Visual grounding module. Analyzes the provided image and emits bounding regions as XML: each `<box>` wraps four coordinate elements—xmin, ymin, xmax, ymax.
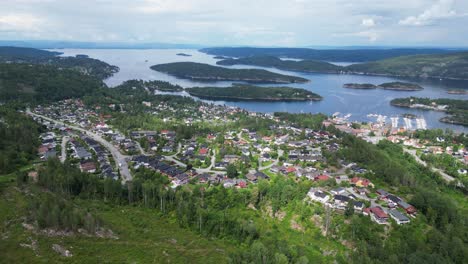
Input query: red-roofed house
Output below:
<box><xmin>314</xmin><ymin>174</ymin><xmax>330</xmax><ymax>181</ymax></box>
<box><xmin>80</xmin><ymin>162</ymin><xmax>97</xmax><ymax>173</ymax></box>
<box><xmin>199</xmin><ymin>148</ymin><xmax>209</xmax><ymax>156</ymax></box>
<box><xmin>369</xmin><ymin>207</ymin><xmax>388</xmax><ymax>224</ymax></box>
<box><xmin>286</xmin><ymin>167</ymin><xmax>297</xmax><ymax>174</ymax></box>
<box><xmin>351</xmin><ymin>177</ymin><xmax>374</xmax><ymax>188</ymax></box>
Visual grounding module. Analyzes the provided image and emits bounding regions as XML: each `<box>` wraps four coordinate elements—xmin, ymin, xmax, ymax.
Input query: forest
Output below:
<box><xmin>0</xmin><ymin>46</ymin><xmax>119</xmax><ymax>79</ymax></box>
<box><xmin>186</xmin><ymin>84</ymin><xmax>322</xmax><ymax>101</ymax></box>
<box><xmin>150</xmin><ymin>62</ymin><xmax>309</xmax><ymax>84</ymax></box>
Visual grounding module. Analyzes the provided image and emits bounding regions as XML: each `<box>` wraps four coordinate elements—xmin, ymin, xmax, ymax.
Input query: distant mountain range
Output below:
<box><xmin>0</xmin><ymin>40</ymin><xmax>204</xmax><ymax>49</ymax></box>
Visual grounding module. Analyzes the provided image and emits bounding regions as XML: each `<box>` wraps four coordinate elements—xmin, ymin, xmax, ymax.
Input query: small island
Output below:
<box><xmin>391</xmin><ymin>97</ymin><xmax>468</xmax><ymax>126</ymax></box>
<box><xmin>343</xmin><ymin>82</ymin><xmax>423</xmax><ymax>91</ymax></box>
<box><xmin>343</xmin><ymin>83</ymin><xmax>377</xmax><ymax>89</ymax></box>
<box><xmin>213</xmin><ymin>55</ymin><xmax>231</xmax><ymax>60</ymax></box>
<box><xmin>150</xmin><ymin>62</ymin><xmax>309</xmax><ymax>84</ymax></box>
<box><xmin>176</xmin><ymin>53</ymin><xmax>192</xmax><ymax>57</ymax></box>
<box><xmin>186</xmin><ymin>84</ymin><xmax>322</xmax><ymax>102</ymax></box>
<box><xmin>117</xmin><ymin>79</ymin><xmax>184</xmax><ymax>92</ymax></box>
<box><xmin>447</xmin><ymin>89</ymin><xmax>468</xmax><ymax>95</ymax></box>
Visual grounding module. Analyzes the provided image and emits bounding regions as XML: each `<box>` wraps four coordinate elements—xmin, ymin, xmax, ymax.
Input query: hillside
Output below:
<box><xmin>346</xmin><ymin>52</ymin><xmax>468</xmax><ymax>80</ymax></box>
<box><xmin>150</xmin><ymin>62</ymin><xmax>308</xmax><ymax>84</ymax></box>
<box><xmin>0</xmin><ymin>46</ymin><xmax>119</xmax><ymax>79</ymax></box>
<box><xmin>201</xmin><ymin>47</ymin><xmax>456</xmax><ymax>62</ymax></box>
<box><xmin>217</xmin><ymin>56</ymin><xmax>342</xmax><ymax>73</ymax></box>
<box><xmin>0</xmin><ymin>63</ymin><xmax>105</xmax><ymax>103</ymax></box>
<box><xmin>390</xmin><ymin>97</ymin><xmax>468</xmax><ymax>126</ymax></box>
<box><xmin>186</xmin><ymin>84</ymin><xmax>322</xmax><ymax>101</ymax></box>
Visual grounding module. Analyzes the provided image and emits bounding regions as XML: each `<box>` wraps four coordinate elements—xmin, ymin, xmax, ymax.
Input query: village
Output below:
<box><xmin>29</xmin><ymin>98</ymin><xmax>467</xmax><ymax>228</ymax></box>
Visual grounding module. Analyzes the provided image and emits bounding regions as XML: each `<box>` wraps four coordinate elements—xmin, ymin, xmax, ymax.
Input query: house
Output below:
<box><xmin>376</xmin><ymin>189</ymin><xmax>389</xmax><ymax>197</ymax></box>
<box><xmin>397</xmin><ymin>201</ymin><xmax>417</xmax><ymax>215</ymax></box>
<box><xmin>355</xmin><ymin>187</ymin><xmax>370</xmax><ymax>196</ymax></box>
<box><xmin>351</xmin><ymin>177</ymin><xmax>374</xmax><ymax>188</ymax></box>
<box><xmin>330</xmin><ymin>187</ymin><xmax>346</xmax><ymax>195</ymax></box>
<box><xmin>246</xmin><ymin>171</ymin><xmax>270</xmax><ymax>183</ymax></box>
<box><xmin>42</xmin><ymin>150</ymin><xmax>56</xmax><ymax>160</ymax></box>
<box><xmin>80</xmin><ymin>161</ymin><xmax>97</xmax><ymax>173</ymax></box>
<box><xmin>308</xmin><ymin>190</ymin><xmax>330</xmax><ymax>204</ymax></box>
<box><xmin>333</xmin><ymin>194</ymin><xmax>351</xmax><ymax>209</ymax></box>
<box><xmin>314</xmin><ymin>174</ymin><xmax>330</xmax><ymax>181</ymax></box>
<box><xmin>199</xmin><ymin>148</ymin><xmax>209</xmax><ymax>156</ymax></box>
<box><xmin>389</xmin><ymin>209</ymin><xmax>410</xmax><ymax>225</ymax></box>
<box><xmin>353</xmin><ymin>201</ymin><xmax>365</xmax><ymax>211</ymax></box>
<box><xmin>335</xmin><ymin>175</ymin><xmax>349</xmax><ymax>184</ymax></box>
<box><xmin>369</xmin><ymin>207</ymin><xmax>388</xmax><ymax>224</ymax></box>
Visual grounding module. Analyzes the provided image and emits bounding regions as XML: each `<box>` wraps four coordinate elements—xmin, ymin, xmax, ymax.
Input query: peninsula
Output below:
<box><xmin>185</xmin><ymin>84</ymin><xmax>322</xmax><ymax>101</ymax></box>
<box><xmin>150</xmin><ymin>62</ymin><xmax>308</xmax><ymax>84</ymax></box>
<box><xmin>343</xmin><ymin>82</ymin><xmax>423</xmax><ymax>91</ymax></box>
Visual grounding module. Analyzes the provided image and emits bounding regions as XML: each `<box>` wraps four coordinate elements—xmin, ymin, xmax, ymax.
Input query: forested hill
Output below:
<box><xmin>0</xmin><ymin>63</ymin><xmax>106</xmax><ymax>104</ymax></box>
<box><xmin>0</xmin><ymin>46</ymin><xmax>119</xmax><ymax>79</ymax></box>
<box><xmin>201</xmin><ymin>47</ymin><xmax>457</xmax><ymax>62</ymax></box>
<box><xmin>216</xmin><ymin>52</ymin><xmax>468</xmax><ymax>80</ymax></box>
<box><xmin>217</xmin><ymin>56</ymin><xmax>342</xmax><ymax>73</ymax></box>
<box><xmin>346</xmin><ymin>52</ymin><xmax>468</xmax><ymax>80</ymax></box>
<box><xmin>151</xmin><ymin>62</ymin><xmax>308</xmax><ymax>84</ymax></box>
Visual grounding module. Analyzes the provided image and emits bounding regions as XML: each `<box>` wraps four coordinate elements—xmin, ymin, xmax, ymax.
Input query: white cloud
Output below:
<box><xmin>0</xmin><ymin>14</ymin><xmax>43</xmax><ymax>31</ymax></box>
<box><xmin>399</xmin><ymin>0</ymin><xmax>464</xmax><ymax>26</ymax></box>
<box><xmin>361</xmin><ymin>18</ymin><xmax>376</xmax><ymax>27</ymax></box>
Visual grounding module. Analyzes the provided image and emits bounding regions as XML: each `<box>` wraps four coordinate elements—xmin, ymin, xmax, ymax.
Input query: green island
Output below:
<box><xmin>215</xmin><ymin>52</ymin><xmax>468</xmax><ymax>80</ymax></box>
<box><xmin>0</xmin><ymin>46</ymin><xmax>119</xmax><ymax>79</ymax></box>
<box><xmin>344</xmin><ymin>82</ymin><xmax>423</xmax><ymax>91</ymax></box>
<box><xmin>391</xmin><ymin>97</ymin><xmax>468</xmax><ymax>126</ymax></box>
<box><xmin>150</xmin><ymin>62</ymin><xmax>309</xmax><ymax>84</ymax></box>
<box><xmin>186</xmin><ymin>84</ymin><xmax>322</xmax><ymax>101</ymax></box>
<box><xmin>0</xmin><ymin>47</ymin><xmax>467</xmax><ymax>264</ymax></box>
<box><xmin>115</xmin><ymin>79</ymin><xmax>184</xmax><ymax>92</ymax></box>
<box><xmin>217</xmin><ymin>56</ymin><xmax>342</xmax><ymax>73</ymax></box>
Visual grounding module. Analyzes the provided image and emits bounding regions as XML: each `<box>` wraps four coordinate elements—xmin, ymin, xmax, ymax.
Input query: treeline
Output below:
<box><xmin>33</xmin><ymin>159</ymin><xmax>326</xmax><ymax>262</ymax></box>
<box><xmin>0</xmin><ymin>63</ymin><xmax>106</xmax><ymax>104</ymax></box>
<box><xmin>0</xmin><ymin>106</ymin><xmax>43</xmax><ymax>174</ymax></box>
<box><xmin>0</xmin><ymin>46</ymin><xmax>119</xmax><ymax>79</ymax></box>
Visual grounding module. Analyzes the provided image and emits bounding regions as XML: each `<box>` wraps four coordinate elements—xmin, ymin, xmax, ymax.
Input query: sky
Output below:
<box><xmin>0</xmin><ymin>0</ymin><xmax>468</xmax><ymax>47</ymax></box>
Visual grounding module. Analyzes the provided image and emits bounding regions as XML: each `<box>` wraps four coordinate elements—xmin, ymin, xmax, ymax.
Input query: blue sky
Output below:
<box><xmin>1</xmin><ymin>0</ymin><xmax>467</xmax><ymax>47</ymax></box>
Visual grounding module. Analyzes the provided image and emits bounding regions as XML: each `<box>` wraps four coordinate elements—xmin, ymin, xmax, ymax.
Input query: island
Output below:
<box><xmin>117</xmin><ymin>79</ymin><xmax>184</xmax><ymax>92</ymax></box>
<box><xmin>150</xmin><ymin>62</ymin><xmax>309</xmax><ymax>84</ymax></box>
<box><xmin>176</xmin><ymin>53</ymin><xmax>192</xmax><ymax>57</ymax></box>
<box><xmin>447</xmin><ymin>89</ymin><xmax>468</xmax><ymax>95</ymax></box>
<box><xmin>185</xmin><ymin>84</ymin><xmax>322</xmax><ymax>102</ymax></box>
<box><xmin>217</xmin><ymin>56</ymin><xmax>342</xmax><ymax>73</ymax></box>
<box><xmin>213</xmin><ymin>55</ymin><xmax>231</xmax><ymax>60</ymax></box>
<box><xmin>378</xmin><ymin>82</ymin><xmax>423</xmax><ymax>91</ymax></box>
<box><xmin>391</xmin><ymin>97</ymin><xmax>468</xmax><ymax>126</ymax></box>
<box><xmin>343</xmin><ymin>82</ymin><xmax>423</xmax><ymax>91</ymax></box>
<box><xmin>343</xmin><ymin>83</ymin><xmax>377</xmax><ymax>89</ymax></box>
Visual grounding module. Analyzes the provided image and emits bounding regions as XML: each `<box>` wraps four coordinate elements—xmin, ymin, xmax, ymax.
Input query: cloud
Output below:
<box><xmin>0</xmin><ymin>14</ymin><xmax>43</xmax><ymax>32</ymax></box>
<box><xmin>399</xmin><ymin>0</ymin><xmax>465</xmax><ymax>26</ymax></box>
<box><xmin>361</xmin><ymin>18</ymin><xmax>376</xmax><ymax>27</ymax></box>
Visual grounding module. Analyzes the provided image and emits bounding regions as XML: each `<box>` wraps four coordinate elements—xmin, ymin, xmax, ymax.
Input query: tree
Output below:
<box><xmin>226</xmin><ymin>164</ymin><xmax>238</xmax><ymax>178</ymax></box>
<box><xmin>345</xmin><ymin>201</ymin><xmax>354</xmax><ymax>217</ymax></box>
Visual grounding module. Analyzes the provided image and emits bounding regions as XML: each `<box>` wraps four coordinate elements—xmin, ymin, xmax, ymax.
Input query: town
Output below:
<box><xmin>28</xmin><ymin>97</ymin><xmax>467</xmax><ymax>228</ymax></box>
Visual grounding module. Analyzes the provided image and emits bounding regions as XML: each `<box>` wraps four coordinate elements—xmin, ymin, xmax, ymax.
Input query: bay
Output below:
<box><xmin>50</xmin><ymin>48</ymin><xmax>468</xmax><ymax>132</ymax></box>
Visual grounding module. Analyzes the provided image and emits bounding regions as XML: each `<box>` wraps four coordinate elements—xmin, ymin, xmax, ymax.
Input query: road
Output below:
<box><xmin>403</xmin><ymin>148</ymin><xmax>455</xmax><ymax>182</ymax></box>
<box><xmin>60</xmin><ymin>136</ymin><xmax>69</xmax><ymax>163</ymax></box>
<box><xmin>28</xmin><ymin>111</ymin><xmax>133</xmax><ymax>183</ymax></box>
<box><xmin>258</xmin><ymin>150</ymin><xmax>284</xmax><ymax>171</ymax></box>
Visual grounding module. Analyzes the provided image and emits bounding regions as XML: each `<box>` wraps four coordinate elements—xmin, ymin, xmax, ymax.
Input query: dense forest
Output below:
<box><xmin>186</xmin><ymin>84</ymin><xmax>322</xmax><ymax>101</ymax></box>
<box><xmin>0</xmin><ymin>46</ymin><xmax>119</xmax><ymax>79</ymax></box>
<box><xmin>116</xmin><ymin>79</ymin><xmax>184</xmax><ymax>92</ymax></box>
<box><xmin>201</xmin><ymin>47</ymin><xmax>456</xmax><ymax>62</ymax></box>
<box><xmin>0</xmin><ymin>106</ymin><xmax>43</xmax><ymax>174</ymax></box>
<box><xmin>0</xmin><ymin>63</ymin><xmax>106</xmax><ymax>103</ymax></box>
<box><xmin>390</xmin><ymin>97</ymin><xmax>468</xmax><ymax>126</ymax></box>
<box><xmin>150</xmin><ymin>62</ymin><xmax>308</xmax><ymax>84</ymax></box>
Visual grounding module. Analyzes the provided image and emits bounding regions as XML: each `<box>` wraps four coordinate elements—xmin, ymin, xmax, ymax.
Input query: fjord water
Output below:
<box><xmin>52</xmin><ymin>49</ymin><xmax>468</xmax><ymax>132</ymax></box>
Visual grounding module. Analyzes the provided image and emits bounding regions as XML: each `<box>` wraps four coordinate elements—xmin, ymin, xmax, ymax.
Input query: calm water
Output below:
<box><xmin>50</xmin><ymin>49</ymin><xmax>468</xmax><ymax>132</ymax></box>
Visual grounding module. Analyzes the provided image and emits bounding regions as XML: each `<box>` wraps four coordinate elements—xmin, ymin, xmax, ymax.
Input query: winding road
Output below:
<box><xmin>403</xmin><ymin>148</ymin><xmax>455</xmax><ymax>183</ymax></box>
<box><xmin>27</xmin><ymin>110</ymin><xmax>133</xmax><ymax>183</ymax></box>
